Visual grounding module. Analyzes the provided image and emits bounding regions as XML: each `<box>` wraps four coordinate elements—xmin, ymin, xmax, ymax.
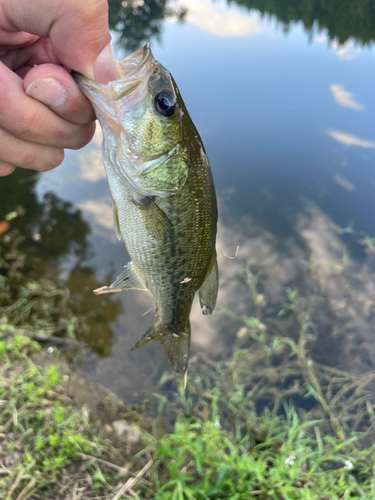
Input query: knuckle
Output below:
<box><xmin>76</xmin><ymin>0</ymin><xmax>110</xmax><ymax>44</ymax></box>
<box><xmin>23</xmin><ymin>153</ymin><xmax>36</xmax><ymax>166</ymax></box>
<box><xmin>77</xmin><ymin>0</ymin><xmax>108</xmax><ymax>28</ymax></box>
<box><xmin>84</xmin><ymin>0</ymin><xmax>108</xmax><ymax>17</ymax></box>
<box><xmin>15</xmin><ymin>109</ymin><xmax>39</xmax><ymax>138</ymax></box>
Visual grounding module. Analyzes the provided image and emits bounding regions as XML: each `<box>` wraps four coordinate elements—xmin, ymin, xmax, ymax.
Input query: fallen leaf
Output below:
<box><xmin>0</xmin><ymin>221</ymin><xmax>9</xmax><ymax>235</ymax></box>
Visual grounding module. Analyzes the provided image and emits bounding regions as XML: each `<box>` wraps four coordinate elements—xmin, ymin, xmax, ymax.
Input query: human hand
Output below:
<box><xmin>0</xmin><ymin>0</ymin><xmax>119</xmax><ymax>177</ymax></box>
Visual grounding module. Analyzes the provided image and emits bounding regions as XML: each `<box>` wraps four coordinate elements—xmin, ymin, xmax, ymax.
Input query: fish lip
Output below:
<box><xmin>71</xmin><ymin>70</ymin><xmax>87</xmax><ymax>85</ymax></box>
<box><xmin>116</xmin><ymin>43</ymin><xmax>152</xmax><ymax>79</ymax></box>
<box><xmin>73</xmin><ymin>44</ymin><xmax>154</xmax><ymax>99</ymax></box>
<box><xmin>72</xmin><ymin>71</ymin><xmax>105</xmax><ymax>91</ymax></box>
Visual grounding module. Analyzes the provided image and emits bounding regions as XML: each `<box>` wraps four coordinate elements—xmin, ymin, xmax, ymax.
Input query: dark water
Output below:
<box><xmin>3</xmin><ymin>0</ymin><xmax>375</xmax><ymax>403</ymax></box>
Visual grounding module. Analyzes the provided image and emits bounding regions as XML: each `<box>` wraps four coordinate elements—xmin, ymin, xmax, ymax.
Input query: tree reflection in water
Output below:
<box><xmin>0</xmin><ymin>169</ymin><xmax>122</xmax><ymax>357</ymax></box>
<box><xmin>227</xmin><ymin>0</ymin><xmax>375</xmax><ymax>46</ymax></box>
<box><xmin>108</xmin><ymin>0</ymin><xmax>186</xmax><ymax>53</ymax></box>
<box><xmin>108</xmin><ymin>0</ymin><xmax>375</xmax><ymax>53</ymax></box>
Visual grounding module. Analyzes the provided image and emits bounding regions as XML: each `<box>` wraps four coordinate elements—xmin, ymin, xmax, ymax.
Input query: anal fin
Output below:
<box><xmin>198</xmin><ymin>252</ymin><xmax>219</xmax><ymax>315</ymax></box>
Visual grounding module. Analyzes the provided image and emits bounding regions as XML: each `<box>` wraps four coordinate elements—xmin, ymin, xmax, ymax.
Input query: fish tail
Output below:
<box><xmin>131</xmin><ymin>321</ymin><xmax>191</xmax><ymax>374</ymax></box>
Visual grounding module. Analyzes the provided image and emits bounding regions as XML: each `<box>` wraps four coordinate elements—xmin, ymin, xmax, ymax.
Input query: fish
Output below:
<box><xmin>74</xmin><ymin>44</ymin><xmax>218</xmax><ymax>374</ymax></box>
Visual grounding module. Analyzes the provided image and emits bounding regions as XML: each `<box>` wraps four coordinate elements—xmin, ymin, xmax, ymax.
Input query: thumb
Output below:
<box><xmin>91</xmin><ymin>44</ymin><xmax>120</xmax><ymax>84</ymax></box>
<box><xmin>0</xmin><ymin>0</ymin><xmax>118</xmax><ymax>82</ymax></box>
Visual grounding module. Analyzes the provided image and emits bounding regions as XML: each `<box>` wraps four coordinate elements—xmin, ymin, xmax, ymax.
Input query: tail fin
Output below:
<box><xmin>131</xmin><ymin>322</ymin><xmax>190</xmax><ymax>374</ymax></box>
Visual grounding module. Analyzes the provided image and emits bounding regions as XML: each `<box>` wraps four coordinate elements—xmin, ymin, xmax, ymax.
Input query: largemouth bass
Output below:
<box><xmin>74</xmin><ymin>44</ymin><xmax>218</xmax><ymax>374</ymax></box>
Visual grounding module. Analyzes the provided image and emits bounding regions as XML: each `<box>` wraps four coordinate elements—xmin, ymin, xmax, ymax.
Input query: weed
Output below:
<box><xmin>0</xmin><ymin>334</ymin><xmax>139</xmax><ymax>499</ymax></box>
<box><xmin>2</xmin><ymin>210</ymin><xmax>375</xmax><ymax>498</ymax></box>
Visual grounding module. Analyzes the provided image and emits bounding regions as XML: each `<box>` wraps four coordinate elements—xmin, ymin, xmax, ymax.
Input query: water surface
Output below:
<box><xmin>3</xmin><ymin>0</ymin><xmax>375</xmax><ymax>403</ymax></box>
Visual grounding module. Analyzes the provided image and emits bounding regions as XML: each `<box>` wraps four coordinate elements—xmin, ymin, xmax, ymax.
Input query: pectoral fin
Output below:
<box><xmin>112</xmin><ymin>200</ymin><xmax>122</xmax><ymax>241</ymax></box>
<box><xmin>132</xmin><ymin>196</ymin><xmax>174</xmax><ymax>241</ymax></box>
<box><xmin>198</xmin><ymin>253</ymin><xmax>219</xmax><ymax>315</ymax></box>
<box><xmin>94</xmin><ymin>286</ymin><xmax>123</xmax><ymax>295</ymax></box>
<box><xmin>93</xmin><ymin>262</ymin><xmax>147</xmax><ymax>295</ymax></box>
<box><xmin>110</xmin><ymin>261</ymin><xmax>147</xmax><ymax>290</ymax></box>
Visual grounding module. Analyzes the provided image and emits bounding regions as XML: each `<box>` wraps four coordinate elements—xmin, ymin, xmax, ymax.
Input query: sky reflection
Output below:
<box><xmin>176</xmin><ymin>0</ymin><xmax>262</xmax><ymax>37</ymax></box>
<box><xmin>30</xmin><ymin>0</ymin><xmax>375</xmax><ymax>401</ymax></box>
<box><xmin>329</xmin><ymin>84</ymin><xmax>365</xmax><ymax>111</ymax></box>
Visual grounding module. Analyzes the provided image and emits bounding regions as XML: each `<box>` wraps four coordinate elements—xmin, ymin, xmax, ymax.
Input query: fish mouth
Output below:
<box><xmin>116</xmin><ymin>43</ymin><xmax>152</xmax><ymax>79</ymax></box>
<box><xmin>73</xmin><ymin>44</ymin><xmax>156</xmax><ymax>101</ymax></box>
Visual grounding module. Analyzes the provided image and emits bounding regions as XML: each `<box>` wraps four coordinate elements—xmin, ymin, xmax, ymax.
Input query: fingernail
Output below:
<box><xmin>94</xmin><ymin>45</ymin><xmax>119</xmax><ymax>84</ymax></box>
<box><xmin>25</xmin><ymin>78</ymin><xmax>67</xmax><ymax>108</ymax></box>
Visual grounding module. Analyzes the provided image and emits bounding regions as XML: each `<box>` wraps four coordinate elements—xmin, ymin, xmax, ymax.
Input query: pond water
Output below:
<box><xmin>3</xmin><ymin>0</ymin><xmax>375</xmax><ymax>405</ymax></box>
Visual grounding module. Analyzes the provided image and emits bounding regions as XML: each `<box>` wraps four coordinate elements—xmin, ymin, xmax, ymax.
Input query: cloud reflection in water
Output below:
<box><xmin>329</xmin><ymin>84</ymin><xmax>365</xmax><ymax>111</ymax></box>
<box><xmin>177</xmin><ymin>0</ymin><xmax>262</xmax><ymax>37</ymax></box>
<box><xmin>76</xmin><ymin>127</ymin><xmax>106</xmax><ymax>183</ymax></box>
<box><xmin>327</xmin><ymin>130</ymin><xmax>375</xmax><ymax>149</ymax></box>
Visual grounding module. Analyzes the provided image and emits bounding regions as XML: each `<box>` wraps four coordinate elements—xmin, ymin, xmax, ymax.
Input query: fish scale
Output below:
<box><xmin>74</xmin><ymin>44</ymin><xmax>218</xmax><ymax>374</ymax></box>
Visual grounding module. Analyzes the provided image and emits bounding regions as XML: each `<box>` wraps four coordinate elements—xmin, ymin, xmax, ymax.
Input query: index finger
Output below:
<box><xmin>0</xmin><ymin>0</ymin><xmax>115</xmax><ymax>80</ymax></box>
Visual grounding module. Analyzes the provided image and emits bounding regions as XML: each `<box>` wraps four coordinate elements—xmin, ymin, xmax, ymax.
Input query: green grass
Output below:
<box><xmin>0</xmin><ymin>334</ymin><xmax>134</xmax><ymax>499</ymax></box>
<box><xmin>2</xmin><ymin>211</ymin><xmax>375</xmax><ymax>498</ymax></box>
<box><xmin>142</xmin><ymin>390</ymin><xmax>375</xmax><ymax>500</ymax></box>
<box><xmin>3</xmin><ymin>331</ymin><xmax>375</xmax><ymax>499</ymax></box>
<box><xmin>2</xmin><ymin>333</ymin><xmax>375</xmax><ymax>499</ymax></box>
<box><xmin>148</xmin><ymin>417</ymin><xmax>369</xmax><ymax>499</ymax></box>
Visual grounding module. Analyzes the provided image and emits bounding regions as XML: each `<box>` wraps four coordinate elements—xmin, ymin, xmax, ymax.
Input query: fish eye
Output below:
<box><xmin>154</xmin><ymin>92</ymin><xmax>175</xmax><ymax>117</ymax></box>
